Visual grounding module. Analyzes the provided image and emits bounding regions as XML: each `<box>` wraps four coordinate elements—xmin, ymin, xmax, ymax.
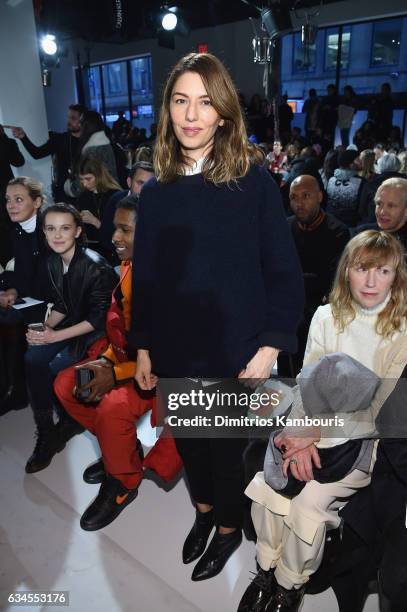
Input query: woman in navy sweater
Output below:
<box><xmin>130</xmin><ymin>53</ymin><xmax>304</xmax><ymax>580</ymax></box>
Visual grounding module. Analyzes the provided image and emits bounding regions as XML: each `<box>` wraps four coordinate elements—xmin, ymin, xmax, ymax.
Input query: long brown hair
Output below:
<box><xmin>154</xmin><ymin>52</ymin><xmax>262</xmax><ymax>184</ymax></box>
<box><xmin>79</xmin><ymin>156</ymin><xmax>121</xmax><ymax>193</ymax></box>
<box><xmin>357</xmin><ymin>149</ymin><xmax>375</xmax><ymax>180</ymax></box>
<box><xmin>329</xmin><ymin>230</ymin><xmax>407</xmax><ymax>338</ymax></box>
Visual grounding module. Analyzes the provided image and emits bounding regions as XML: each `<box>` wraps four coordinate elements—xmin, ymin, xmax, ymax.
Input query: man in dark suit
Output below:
<box><xmin>278</xmin><ymin>174</ymin><xmax>349</xmax><ymax>376</ymax></box>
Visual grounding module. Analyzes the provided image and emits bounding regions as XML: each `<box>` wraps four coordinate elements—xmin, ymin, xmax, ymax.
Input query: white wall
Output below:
<box><xmin>0</xmin><ymin>0</ymin><xmax>52</xmax><ymax>196</ymax></box>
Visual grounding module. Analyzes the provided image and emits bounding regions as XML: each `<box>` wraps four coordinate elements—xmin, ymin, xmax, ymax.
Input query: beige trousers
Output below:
<box><xmin>245</xmin><ymin>468</ymin><xmax>372</xmax><ymax>590</ymax></box>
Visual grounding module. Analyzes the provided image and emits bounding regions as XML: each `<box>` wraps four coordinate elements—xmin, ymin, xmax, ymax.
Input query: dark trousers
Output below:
<box><xmin>175</xmin><ymin>434</ymin><xmax>248</xmax><ymax>528</ymax></box>
<box><xmin>164</xmin><ymin>378</ymin><xmax>250</xmax><ymax>528</ymax></box>
<box><xmin>25</xmin><ymin>340</ymin><xmax>79</xmax><ymax>425</ymax></box>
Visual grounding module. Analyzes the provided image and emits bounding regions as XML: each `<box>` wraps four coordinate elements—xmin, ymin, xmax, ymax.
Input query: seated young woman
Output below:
<box><xmin>1</xmin><ymin>177</ymin><xmax>48</xmax><ymax>414</ymax></box>
<box><xmin>24</xmin><ymin>202</ymin><xmax>117</xmax><ymax>474</ymax></box>
<box><xmin>75</xmin><ymin>156</ymin><xmax>121</xmax><ymax>258</ymax></box>
<box><xmin>238</xmin><ymin>230</ymin><xmax>407</xmax><ymax>612</ymax></box>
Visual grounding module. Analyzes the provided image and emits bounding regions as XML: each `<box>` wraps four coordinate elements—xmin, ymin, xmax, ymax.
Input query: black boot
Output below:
<box><xmin>0</xmin><ymin>323</ymin><xmax>28</xmax><ymax>415</ymax></box>
<box><xmin>191</xmin><ymin>529</ymin><xmax>242</xmax><ymax>581</ymax></box>
<box><xmin>80</xmin><ymin>474</ymin><xmax>139</xmax><ymax>531</ymax></box>
<box><xmin>264</xmin><ymin>583</ymin><xmax>305</xmax><ymax>612</ymax></box>
<box><xmin>25</xmin><ymin>416</ymin><xmax>66</xmax><ymax>474</ymax></box>
<box><xmin>83</xmin><ymin>439</ymin><xmax>145</xmax><ymax>484</ymax></box>
<box><xmin>182</xmin><ymin>508</ymin><xmax>215</xmax><ymax>564</ymax></box>
<box><xmin>238</xmin><ymin>567</ymin><xmax>277</xmax><ymax>611</ymax></box>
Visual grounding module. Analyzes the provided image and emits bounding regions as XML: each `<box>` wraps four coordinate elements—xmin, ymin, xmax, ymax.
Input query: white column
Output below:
<box><xmin>0</xmin><ymin>0</ymin><xmax>52</xmax><ymax>197</ymax></box>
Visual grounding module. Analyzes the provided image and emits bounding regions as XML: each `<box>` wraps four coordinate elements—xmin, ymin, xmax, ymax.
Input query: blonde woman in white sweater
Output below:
<box><xmin>239</xmin><ymin>230</ymin><xmax>407</xmax><ymax>612</ymax></box>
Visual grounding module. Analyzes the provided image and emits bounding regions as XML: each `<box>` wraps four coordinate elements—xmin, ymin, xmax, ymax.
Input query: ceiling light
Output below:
<box><xmin>162</xmin><ymin>10</ymin><xmax>177</xmax><ymax>31</ymax></box>
<box><xmin>41</xmin><ymin>34</ymin><xmax>58</xmax><ymax>56</ymax></box>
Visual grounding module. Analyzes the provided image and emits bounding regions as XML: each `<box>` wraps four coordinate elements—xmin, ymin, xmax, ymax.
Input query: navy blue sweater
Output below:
<box><xmin>129</xmin><ymin>164</ymin><xmax>304</xmax><ymax>377</ymax></box>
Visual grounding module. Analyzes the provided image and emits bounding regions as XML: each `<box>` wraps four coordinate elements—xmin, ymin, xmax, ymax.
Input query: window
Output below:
<box><xmin>131</xmin><ymin>56</ymin><xmax>152</xmax><ymax>95</ymax></box>
<box><xmin>325</xmin><ymin>27</ymin><xmax>351</xmax><ymax>71</ymax></box>
<box><xmin>292</xmin><ymin>32</ymin><xmax>316</xmax><ymax>73</ymax></box>
<box><xmin>103</xmin><ymin>62</ymin><xmax>126</xmax><ymax>95</ymax></box>
<box><xmin>88</xmin><ymin>66</ymin><xmax>103</xmax><ymax>115</ymax></box>
<box><xmin>371</xmin><ymin>19</ymin><xmax>402</xmax><ymax>66</ymax></box>
<box><xmin>78</xmin><ymin>55</ymin><xmax>154</xmax><ymax>132</ymax></box>
<box><xmin>101</xmin><ymin>61</ymin><xmax>128</xmax><ymax>122</ymax></box>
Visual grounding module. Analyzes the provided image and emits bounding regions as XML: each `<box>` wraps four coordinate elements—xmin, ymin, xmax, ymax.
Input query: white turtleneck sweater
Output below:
<box><xmin>304</xmin><ymin>294</ymin><xmax>393</xmax><ymax>374</ymax></box>
<box><xmin>295</xmin><ymin>294</ymin><xmax>407</xmax><ymax>447</ymax></box>
<box><xmin>19</xmin><ymin>214</ymin><xmax>37</xmax><ymax>234</ymax></box>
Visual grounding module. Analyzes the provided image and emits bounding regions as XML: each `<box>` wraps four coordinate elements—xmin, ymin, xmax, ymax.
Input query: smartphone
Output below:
<box><xmin>28</xmin><ymin>322</ymin><xmax>45</xmax><ymax>331</ymax></box>
<box><xmin>75</xmin><ymin>368</ymin><xmax>95</xmax><ymax>401</ymax></box>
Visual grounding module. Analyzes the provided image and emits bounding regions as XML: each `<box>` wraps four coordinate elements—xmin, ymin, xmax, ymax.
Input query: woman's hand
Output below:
<box><xmin>75</xmin><ymin>360</ymin><xmax>115</xmax><ymax>402</ymax></box>
<box><xmin>282</xmin><ymin>446</ymin><xmax>321</xmax><ymax>482</ymax></box>
<box><xmin>0</xmin><ymin>288</ymin><xmax>18</xmax><ymax>308</ymax></box>
<box><xmin>238</xmin><ymin>346</ymin><xmax>279</xmax><ymax>387</ymax></box>
<box><xmin>135</xmin><ymin>349</ymin><xmax>158</xmax><ymax>390</ymax></box>
<box><xmin>275</xmin><ymin>426</ymin><xmax>321</xmax><ymax>459</ymax></box>
<box><xmin>80</xmin><ymin>210</ymin><xmax>101</xmax><ymax>229</ymax></box>
<box><xmin>26</xmin><ymin>326</ymin><xmax>60</xmax><ymax>345</ymax></box>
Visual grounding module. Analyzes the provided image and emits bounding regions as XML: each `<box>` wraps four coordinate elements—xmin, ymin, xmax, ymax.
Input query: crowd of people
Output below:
<box><xmin>1</xmin><ymin>51</ymin><xmax>407</xmax><ymax>612</ymax></box>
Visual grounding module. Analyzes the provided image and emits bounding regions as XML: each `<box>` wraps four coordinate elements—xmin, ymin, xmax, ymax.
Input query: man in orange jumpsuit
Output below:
<box><xmin>54</xmin><ymin>194</ymin><xmax>182</xmax><ymax>531</ymax></box>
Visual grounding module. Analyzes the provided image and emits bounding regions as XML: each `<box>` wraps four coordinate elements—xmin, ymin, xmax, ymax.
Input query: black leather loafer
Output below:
<box><xmin>191</xmin><ymin>529</ymin><xmax>242</xmax><ymax>581</ymax></box>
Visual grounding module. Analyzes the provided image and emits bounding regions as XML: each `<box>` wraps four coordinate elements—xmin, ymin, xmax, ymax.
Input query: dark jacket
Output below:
<box><xmin>0</xmin><ymin>134</ymin><xmax>24</xmax><ymax>196</ymax></box>
<box><xmin>0</xmin><ymin>215</ymin><xmax>48</xmax><ymax>299</ymax></box>
<box><xmin>333</xmin><ymin>438</ymin><xmax>407</xmax><ymax>612</ymax></box>
<box><xmin>75</xmin><ymin>189</ymin><xmax>120</xmax><ymax>244</ymax></box>
<box><xmin>46</xmin><ymin>245</ymin><xmax>117</xmax><ymax>355</ymax></box>
<box><xmin>288</xmin><ymin>212</ymin><xmax>349</xmax><ymax>310</ymax></box>
<box><xmin>20</xmin><ymin>132</ymin><xmax>80</xmax><ymax>201</ymax></box>
<box><xmin>130</xmin><ymin>164</ymin><xmax>304</xmax><ymax>378</ymax></box>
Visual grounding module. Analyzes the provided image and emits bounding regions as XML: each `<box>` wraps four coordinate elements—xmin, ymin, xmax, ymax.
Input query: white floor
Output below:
<box><xmin>0</xmin><ymin>408</ymin><xmax>380</xmax><ymax>612</ymax></box>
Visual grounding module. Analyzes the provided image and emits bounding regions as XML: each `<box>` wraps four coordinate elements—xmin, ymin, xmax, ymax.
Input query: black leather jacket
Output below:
<box><xmin>46</xmin><ymin>245</ymin><xmax>117</xmax><ymax>356</ymax></box>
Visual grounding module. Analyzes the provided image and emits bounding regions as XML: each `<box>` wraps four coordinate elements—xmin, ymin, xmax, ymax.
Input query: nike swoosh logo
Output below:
<box><xmin>116</xmin><ymin>493</ymin><xmax>129</xmax><ymax>505</ymax></box>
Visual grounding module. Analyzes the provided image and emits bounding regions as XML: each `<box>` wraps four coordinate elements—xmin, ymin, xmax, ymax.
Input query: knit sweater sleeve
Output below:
<box><xmin>128</xmin><ymin>180</ymin><xmax>158</xmax><ymax>350</ymax></box>
<box><xmin>256</xmin><ymin>166</ymin><xmax>305</xmax><ymax>353</ymax></box>
<box><xmin>302</xmin><ymin>306</ymin><xmax>328</xmax><ymax>366</ymax></box>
